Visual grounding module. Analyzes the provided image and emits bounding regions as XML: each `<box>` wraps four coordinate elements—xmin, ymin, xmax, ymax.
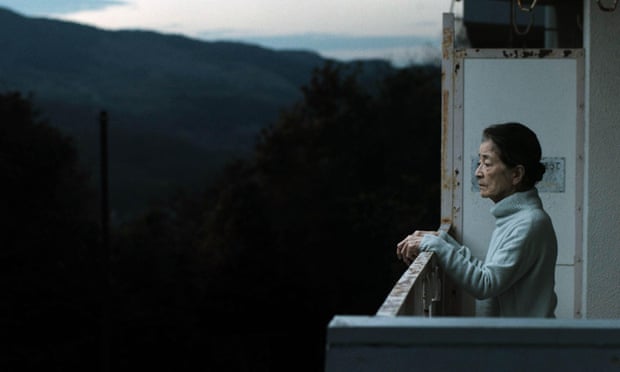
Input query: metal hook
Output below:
<box><xmin>513</xmin><ymin>0</ymin><xmax>535</xmax><ymax>36</ymax></box>
<box><xmin>597</xmin><ymin>0</ymin><xmax>619</xmax><ymax>12</ymax></box>
<box><xmin>517</xmin><ymin>0</ymin><xmax>538</xmax><ymax>12</ymax></box>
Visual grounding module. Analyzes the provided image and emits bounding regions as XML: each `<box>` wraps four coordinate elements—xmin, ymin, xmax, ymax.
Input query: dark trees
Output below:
<box><xmin>1</xmin><ymin>92</ymin><xmax>100</xmax><ymax>369</ymax></box>
<box><xmin>3</xmin><ymin>61</ymin><xmax>441</xmax><ymax>371</ymax></box>
<box><xmin>110</xmin><ymin>63</ymin><xmax>441</xmax><ymax>371</ymax></box>
<box><xmin>173</xmin><ymin>62</ymin><xmax>441</xmax><ymax>370</ymax></box>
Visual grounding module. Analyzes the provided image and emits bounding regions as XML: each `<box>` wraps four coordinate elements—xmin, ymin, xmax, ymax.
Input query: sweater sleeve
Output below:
<box><xmin>421</xmin><ymin>224</ymin><xmax>533</xmax><ymax>300</ymax></box>
<box><xmin>436</xmin><ymin>231</ymin><xmax>484</xmax><ymax>269</ymax></box>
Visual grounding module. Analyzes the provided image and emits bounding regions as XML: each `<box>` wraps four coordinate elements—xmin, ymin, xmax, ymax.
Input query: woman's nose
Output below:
<box><xmin>475</xmin><ymin>164</ymin><xmax>483</xmax><ymax>178</ymax></box>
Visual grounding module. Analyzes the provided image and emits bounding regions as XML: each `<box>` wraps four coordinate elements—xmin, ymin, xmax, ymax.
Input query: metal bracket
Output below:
<box><xmin>423</xmin><ymin>263</ymin><xmax>442</xmax><ymax>317</ymax></box>
<box><xmin>598</xmin><ymin>0</ymin><xmax>619</xmax><ymax>12</ymax></box>
<box><xmin>516</xmin><ymin>0</ymin><xmax>538</xmax><ymax>12</ymax></box>
<box><xmin>513</xmin><ymin>0</ymin><xmax>535</xmax><ymax>35</ymax></box>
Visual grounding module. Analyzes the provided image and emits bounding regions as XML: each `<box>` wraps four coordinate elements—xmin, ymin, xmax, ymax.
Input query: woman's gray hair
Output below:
<box><xmin>482</xmin><ymin>122</ymin><xmax>545</xmax><ymax>190</ymax></box>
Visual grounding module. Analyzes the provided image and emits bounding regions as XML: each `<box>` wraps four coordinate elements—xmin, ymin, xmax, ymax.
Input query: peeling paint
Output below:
<box><xmin>539</xmin><ymin>49</ymin><xmax>553</xmax><ymax>58</ymax></box>
<box><xmin>442</xmin><ymin>27</ymin><xmax>453</xmax><ymax>60</ymax></box>
<box><xmin>441</xmin><ymin>89</ymin><xmax>450</xmax><ymax>190</ymax></box>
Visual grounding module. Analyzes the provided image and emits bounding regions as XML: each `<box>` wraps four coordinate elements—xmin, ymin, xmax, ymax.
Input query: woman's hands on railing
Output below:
<box><xmin>396</xmin><ymin>230</ymin><xmax>439</xmax><ymax>265</ymax></box>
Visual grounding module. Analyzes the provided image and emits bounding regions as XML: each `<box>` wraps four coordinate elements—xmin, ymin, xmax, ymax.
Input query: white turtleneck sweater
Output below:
<box><xmin>420</xmin><ymin>188</ymin><xmax>558</xmax><ymax>317</ymax></box>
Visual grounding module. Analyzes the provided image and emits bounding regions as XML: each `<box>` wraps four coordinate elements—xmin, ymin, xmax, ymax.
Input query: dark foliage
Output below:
<box><xmin>107</xmin><ymin>63</ymin><xmax>441</xmax><ymax>371</ymax></box>
<box><xmin>1</xmin><ymin>92</ymin><xmax>101</xmax><ymax>370</ymax></box>
<box><xmin>4</xmin><ymin>61</ymin><xmax>441</xmax><ymax>371</ymax></box>
<box><xmin>0</xmin><ymin>6</ymin><xmax>393</xmax><ymax>220</ymax></box>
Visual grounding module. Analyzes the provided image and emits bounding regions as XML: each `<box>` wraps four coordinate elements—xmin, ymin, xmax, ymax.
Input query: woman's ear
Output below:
<box><xmin>512</xmin><ymin>165</ymin><xmax>525</xmax><ymax>186</ymax></box>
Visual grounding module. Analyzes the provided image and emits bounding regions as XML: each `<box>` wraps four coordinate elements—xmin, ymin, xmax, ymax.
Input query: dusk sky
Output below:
<box><xmin>0</xmin><ymin>0</ymin><xmax>463</xmax><ymax>65</ymax></box>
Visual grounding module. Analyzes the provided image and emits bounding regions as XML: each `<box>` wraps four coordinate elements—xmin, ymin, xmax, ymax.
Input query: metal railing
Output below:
<box><xmin>377</xmin><ymin>223</ymin><xmax>453</xmax><ymax>317</ymax></box>
<box><xmin>376</xmin><ymin>252</ymin><xmax>442</xmax><ymax>317</ymax></box>
<box><xmin>376</xmin><ymin>252</ymin><xmax>441</xmax><ymax>317</ymax></box>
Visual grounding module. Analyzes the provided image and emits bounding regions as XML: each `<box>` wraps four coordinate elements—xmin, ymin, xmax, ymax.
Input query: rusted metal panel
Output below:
<box><xmin>455</xmin><ymin>48</ymin><xmax>584</xmax><ymax>59</ymax></box>
<box><xmin>440</xmin><ymin>13</ymin><xmax>464</xmax><ymax>316</ymax></box>
<box><xmin>441</xmin><ymin>13</ymin><xmax>456</xmax><ymax>230</ymax></box>
<box><xmin>573</xmin><ymin>45</ymin><xmax>585</xmax><ymax>319</ymax></box>
<box><xmin>454</xmin><ymin>44</ymin><xmax>584</xmax><ymax>318</ymax></box>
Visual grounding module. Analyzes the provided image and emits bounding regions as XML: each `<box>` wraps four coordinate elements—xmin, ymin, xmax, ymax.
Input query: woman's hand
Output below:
<box><xmin>396</xmin><ymin>230</ymin><xmax>439</xmax><ymax>265</ymax></box>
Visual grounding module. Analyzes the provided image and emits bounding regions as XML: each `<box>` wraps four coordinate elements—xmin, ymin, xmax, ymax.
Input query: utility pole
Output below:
<box><xmin>99</xmin><ymin>110</ymin><xmax>110</xmax><ymax>372</ymax></box>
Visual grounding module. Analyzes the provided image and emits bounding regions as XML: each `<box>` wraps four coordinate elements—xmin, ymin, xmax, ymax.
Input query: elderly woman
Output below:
<box><xmin>397</xmin><ymin>122</ymin><xmax>557</xmax><ymax>317</ymax></box>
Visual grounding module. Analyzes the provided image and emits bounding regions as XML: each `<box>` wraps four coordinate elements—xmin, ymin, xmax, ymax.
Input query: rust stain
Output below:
<box><xmin>521</xmin><ymin>50</ymin><xmax>536</xmax><ymax>58</ymax></box>
<box><xmin>439</xmin><ymin>220</ymin><xmax>452</xmax><ymax>235</ymax></box>
<box><xmin>501</xmin><ymin>49</ymin><xmax>562</xmax><ymax>59</ymax></box>
<box><xmin>442</xmin><ymin>27</ymin><xmax>453</xmax><ymax>60</ymax></box>
<box><xmin>442</xmin><ymin>89</ymin><xmax>450</xmax><ymax>190</ymax></box>
<box><xmin>441</xmin><ymin>71</ymin><xmax>446</xmax><ymax>95</ymax></box>
<box><xmin>538</xmin><ymin>49</ymin><xmax>552</xmax><ymax>58</ymax></box>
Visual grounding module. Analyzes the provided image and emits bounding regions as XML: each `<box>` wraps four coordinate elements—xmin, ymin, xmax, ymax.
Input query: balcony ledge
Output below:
<box><xmin>325</xmin><ymin>316</ymin><xmax>620</xmax><ymax>371</ymax></box>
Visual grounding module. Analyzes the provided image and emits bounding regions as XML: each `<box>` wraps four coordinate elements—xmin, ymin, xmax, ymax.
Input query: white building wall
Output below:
<box><xmin>584</xmin><ymin>0</ymin><xmax>620</xmax><ymax>318</ymax></box>
<box><xmin>459</xmin><ymin>55</ymin><xmax>582</xmax><ymax>319</ymax></box>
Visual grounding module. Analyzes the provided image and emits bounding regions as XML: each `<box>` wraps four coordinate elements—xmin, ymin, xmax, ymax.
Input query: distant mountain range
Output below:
<box><xmin>0</xmin><ymin>7</ymin><xmax>394</xmax><ymax>219</ymax></box>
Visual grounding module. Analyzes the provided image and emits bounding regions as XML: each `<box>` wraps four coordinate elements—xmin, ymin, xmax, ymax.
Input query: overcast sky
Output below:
<box><xmin>0</xmin><ymin>0</ymin><xmax>463</xmax><ymax>65</ymax></box>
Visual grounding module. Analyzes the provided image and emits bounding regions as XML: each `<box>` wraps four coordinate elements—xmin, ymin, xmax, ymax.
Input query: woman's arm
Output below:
<box><xmin>421</xmin><ymin>225</ymin><xmax>533</xmax><ymax>299</ymax></box>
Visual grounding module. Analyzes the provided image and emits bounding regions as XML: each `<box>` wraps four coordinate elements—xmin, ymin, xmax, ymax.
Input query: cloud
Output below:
<box><xmin>7</xmin><ymin>0</ymin><xmax>455</xmax><ymax>65</ymax></box>
<box><xmin>217</xmin><ymin>33</ymin><xmax>439</xmax><ymax>52</ymax></box>
<box><xmin>323</xmin><ymin>44</ymin><xmax>441</xmax><ymax>67</ymax></box>
<box><xmin>0</xmin><ymin>0</ymin><xmax>127</xmax><ymax>15</ymax></box>
<box><xmin>200</xmin><ymin>32</ymin><xmax>441</xmax><ymax>66</ymax></box>
<box><xmin>51</xmin><ymin>0</ymin><xmax>447</xmax><ymax>38</ymax></box>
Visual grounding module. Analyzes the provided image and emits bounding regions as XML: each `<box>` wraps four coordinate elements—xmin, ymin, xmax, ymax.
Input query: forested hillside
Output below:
<box><xmin>0</xmin><ymin>7</ymin><xmax>393</xmax><ymax>218</ymax></box>
<box><xmin>2</xmin><ymin>6</ymin><xmax>442</xmax><ymax>371</ymax></box>
<box><xmin>3</xmin><ymin>62</ymin><xmax>441</xmax><ymax>371</ymax></box>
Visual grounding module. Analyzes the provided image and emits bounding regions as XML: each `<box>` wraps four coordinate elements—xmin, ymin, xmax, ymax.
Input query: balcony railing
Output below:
<box><xmin>378</xmin><ymin>223</ymin><xmax>452</xmax><ymax>317</ymax></box>
<box><xmin>376</xmin><ymin>252</ymin><xmax>441</xmax><ymax>317</ymax></box>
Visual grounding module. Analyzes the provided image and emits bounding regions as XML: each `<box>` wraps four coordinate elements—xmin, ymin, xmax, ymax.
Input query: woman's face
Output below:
<box><xmin>475</xmin><ymin>140</ymin><xmax>518</xmax><ymax>203</ymax></box>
